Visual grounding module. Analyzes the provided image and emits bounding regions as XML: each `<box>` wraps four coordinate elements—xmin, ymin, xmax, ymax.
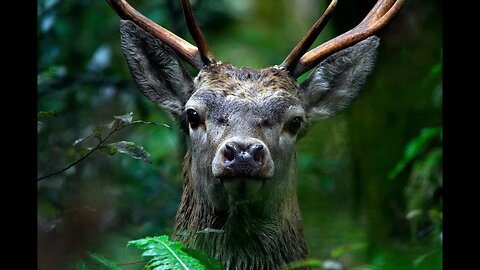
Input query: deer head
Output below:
<box><xmin>107</xmin><ymin>0</ymin><xmax>405</xmax><ymax>268</ymax></box>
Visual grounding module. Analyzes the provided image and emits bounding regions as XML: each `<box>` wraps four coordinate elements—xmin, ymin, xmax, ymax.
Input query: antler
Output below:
<box><xmin>106</xmin><ymin>0</ymin><xmax>215</xmax><ymax>70</ymax></box>
<box><xmin>282</xmin><ymin>0</ymin><xmax>406</xmax><ymax>78</ymax></box>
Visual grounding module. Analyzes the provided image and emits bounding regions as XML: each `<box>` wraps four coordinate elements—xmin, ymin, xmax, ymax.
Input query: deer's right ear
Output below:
<box><xmin>120</xmin><ymin>20</ymin><xmax>194</xmax><ymax>119</ymax></box>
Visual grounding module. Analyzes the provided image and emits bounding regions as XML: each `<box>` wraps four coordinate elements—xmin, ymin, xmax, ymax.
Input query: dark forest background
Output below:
<box><xmin>38</xmin><ymin>0</ymin><xmax>442</xmax><ymax>269</ymax></box>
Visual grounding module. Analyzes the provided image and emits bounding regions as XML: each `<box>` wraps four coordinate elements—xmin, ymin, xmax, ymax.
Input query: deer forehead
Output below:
<box><xmin>186</xmin><ymin>64</ymin><xmax>305</xmax><ymax>126</ymax></box>
<box><xmin>192</xmin><ymin>63</ymin><xmax>301</xmax><ymax>100</ymax></box>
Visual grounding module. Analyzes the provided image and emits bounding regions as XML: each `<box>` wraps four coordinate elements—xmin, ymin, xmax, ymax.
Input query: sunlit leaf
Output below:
<box><xmin>73</xmin><ymin>136</ymin><xmax>90</xmax><ymax>147</ymax></box>
<box><xmin>108</xmin><ymin>141</ymin><xmax>152</xmax><ymax>163</ymax></box>
<box><xmin>114</xmin><ymin>112</ymin><xmax>134</xmax><ymax>125</ymax></box>
<box><xmin>105</xmin><ymin>120</ymin><xmax>116</xmax><ymax>129</ymax></box>
<box><xmin>128</xmin><ymin>235</ymin><xmax>206</xmax><ymax>270</ymax></box>
<box><xmin>281</xmin><ymin>259</ymin><xmax>323</xmax><ymax>270</ymax></box>
<box><xmin>131</xmin><ymin>120</ymin><xmax>170</xmax><ymax>129</ymax></box>
<box><xmin>413</xmin><ymin>250</ymin><xmax>441</xmax><ymax>268</ymax></box>
<box><xmin>182</xmin><ymin>248</ymin><xmax>225</xmax><ymax>270</ymax></box>
<box><xmin>406</xmin><ymin>209</ymin><xmax>422</xmax><ymax>220</ymax></box>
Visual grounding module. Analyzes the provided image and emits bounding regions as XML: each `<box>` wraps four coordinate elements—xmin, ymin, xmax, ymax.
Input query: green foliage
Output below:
<box><xmin>103</xmin><ymin>141</ymin><xmax>152</xmax><ymax>164</ymax></box>
<box><xmin>389</xmin><ymin>126</ymin><xmax>442</xmax><ymax>266</ymax></box>
<box><xmin>390</xmin><ymin>126</ymin><xmax>442</xmax><ymax>226</ymax></box>
<box><xmin>181</xmin><ymin>248</ymin><xmax>225</xmax><ymax>270</ymax></box>
<box><xmin>281</xmin><ymin>242</ymin><xmax>368</xmax><ymax>270</ymax></box>
<box><xmin>88</xmin><ymin>253</ymin><xmax>122</xmax><ymax>270</ymax></box>
<box><xmin>281</xmin><ymin>259</ymin><xmax>324</xmax><ymax>270</ymax></box>
<box><xmin>38</xmin><ymin>110</ymin><xmax>59</xmax><ymax>118</ymax></box>
<box><xmin>128</xmin><ymin>235</ymin><xmax>219</xmax><ymax>270</ymax></box>
<box><xmin>70</xmin><ymin>253</ymin><xmax>122</xmax><ymax>270</ymax></box>
<box><xmin>37</xmin><ymin>0</ymin><xmax>442</xmax><ymax>269</ymax></box>
<box><xmin>38</xmin><ymin>112</ymin><xmax>164</xmax><ymax>180</ymax></box>
<box><xmin>75</xmin><ymin>112</ymin><xmax>165</xmax><ymax>165</ymax></box>
<box><xmin>388</xmin><ymin>127</ymin><xmax>442</xmax><ymax>180</ymax></box>
<box><xmin>331</xmin><ymin>242</ymin><xmax>366</xmax><ymax>259</ymax></box>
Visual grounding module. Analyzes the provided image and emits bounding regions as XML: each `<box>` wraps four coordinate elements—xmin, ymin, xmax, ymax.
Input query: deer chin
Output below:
<box><xmin>220</xmin><ymin>177</ymin><xmax>265</xmax><ymax>201</ymax></box>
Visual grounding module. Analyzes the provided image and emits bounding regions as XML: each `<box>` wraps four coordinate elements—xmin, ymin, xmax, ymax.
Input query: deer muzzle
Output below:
<box><xmin>212</xmin><ymin>137</ymin><xmax>274</xmax><ymax>198</ymax></box>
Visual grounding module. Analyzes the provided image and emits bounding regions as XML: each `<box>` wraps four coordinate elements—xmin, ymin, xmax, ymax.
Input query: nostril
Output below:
<box><xmin>224</xmin><ymin>143</ymin><xmax>235</xmax><ymax>161</ymax></box>
<box><xmin>250</xmin><ymin>144</ymin><xmax>264</xmax><ymax>163</ymax></box>
<box><xmin>252</xmin><ymin>144</ymin><xmax>263</xmax><ymax>151</ymax></box>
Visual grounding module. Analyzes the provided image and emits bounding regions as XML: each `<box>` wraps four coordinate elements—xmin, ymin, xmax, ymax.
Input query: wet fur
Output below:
<box><xmin>174</xmin><ymin>151</ymin><xmax>308</xmax><ymax>270</ymax></box>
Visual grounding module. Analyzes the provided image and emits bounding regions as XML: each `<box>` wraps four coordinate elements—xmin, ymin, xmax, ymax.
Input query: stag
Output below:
<box><xmin>106</xmin><ymin>0</ymin><xmax>405</xmax><ymax>269</ymax></box>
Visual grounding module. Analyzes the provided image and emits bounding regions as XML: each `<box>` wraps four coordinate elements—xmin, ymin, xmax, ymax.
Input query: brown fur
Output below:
<box><xmin>119</xmin><ymin>21</ymin><xmax>381</xmax><ymax>269</ymax></box>
<box><xmin>173</xmin><ymin>151</ymin><xmax>308</xmax><ymax>270</ymax></box>
<box><xmin>195</xmin><ymin>63</ymin><xmax>301</xmax><ymax>98</ymax></box>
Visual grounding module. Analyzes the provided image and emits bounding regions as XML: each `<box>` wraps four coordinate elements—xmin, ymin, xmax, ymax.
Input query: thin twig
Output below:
<box><xmin>37</xmin><ymin>121</ymin><xmax>120</xmax><ymax>181</ymax></box>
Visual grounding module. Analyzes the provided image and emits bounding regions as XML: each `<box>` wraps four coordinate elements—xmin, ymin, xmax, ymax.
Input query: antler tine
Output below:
<box><xmin>289</xmin><ymin>0</ymin><xmax>406</xmax><ymax>78</ymax></box>
<box><xmin>359</xmin><ymin>0</ymin><xmax>390</xmax><ymax>27</ymax></box>
<box><xmin>181</xmin><ymin>0</ymin><xmax>215</xmax><ymax>65</ymax></box>
<box><xmin>106</xmin><ymin>0</ymin><xmax>206</xmax><ymax>70</ymax></box>
<box><xmin>281</xmin><ymin>0</ymin><xmax>338</xmax><ymax>72</ymax></box>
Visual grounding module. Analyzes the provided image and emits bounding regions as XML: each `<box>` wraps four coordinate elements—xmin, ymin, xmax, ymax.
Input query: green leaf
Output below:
<box><xmin>38</xmin><ymin>66</ymin><xmax>66</xmax><ymax>87</ymax></box>
<box><xmin>413</xmin><ymin>250</ymin><xmax>441</xmax><ymax>268</ymax></box>
<box><xmin>128</xmin><ymin>235</ymin><xmax>206</xmax><ymax>270</ymax></box>
<box><xmin>38</xmin><ymin>110</ymin><xmax>58</xmax><ymax>118</ymax></box>
<box><xmin>428</xmin><ymin>209</ymin><xmax>443</xmax><ymax>221</ymax></box>
<box><xmin>388</xmin><ymin>127</ymin><xmax>442</xmax><ymax>180</ymax></box>
<box><xmin>73</xmin><ymin>136</ymin><xmax>90</xmax><ymax>147</ymax></box>
<box><xmin>89</xmin><ymin>253</ymin><xmax>122</xmax><ymax>270</ymax></box>
<box><xmin>182</xmin><ymin>248</ymin><xmax>225</xmax><ymax>270</ymax></box>
<box><xmin>281</xmin><ymin>259</ymin><xmax>323</xmax><ymax>270</ymax></box>
<box><xmin>428</xmin><ymin>62</ymin><xmax>442</xmax><ymax>78</ymax></box>
<box><xmin>93</xmin><ymin>126</ymin><xmax>104</xmax><ymax>138</ymax></box>
<box><xmin>131</xmin><ymin>120</ymin><xmax>170</xmax><ymax>129</ymax></box>
<box><xmin>98</xmin><ymin>145</ymin><xmax>118</xmax><ymax>156</ymax></box>
<box><xmin>406</xmin><ymin>209</ymin><xmax>422</xmax><ymax>220</ymax></box>
<box><xmin>108</xmin><ymin>141</ymin><xmax>152</xmax><ymax>163</ymax></box>
<box><xmin>331</xmin><ymin>242</ymin><xmax>366</xmax><ymax>258</ymax></box>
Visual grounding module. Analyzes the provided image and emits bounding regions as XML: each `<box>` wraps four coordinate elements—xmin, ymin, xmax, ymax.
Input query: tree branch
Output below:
<box><xmin>37</xmin><ymin>121</ymin><xmax>120</xmax><ymax>181</ymax></box>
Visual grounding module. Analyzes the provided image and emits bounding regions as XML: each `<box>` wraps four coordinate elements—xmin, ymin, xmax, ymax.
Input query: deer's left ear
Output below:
<box><xmin>300</xmin><ymin>36</ymin><xmax>380</xmax><ymax>122</ymax></box>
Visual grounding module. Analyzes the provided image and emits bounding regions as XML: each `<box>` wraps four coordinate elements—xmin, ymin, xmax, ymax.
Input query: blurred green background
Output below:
<box><xmin>37</xmin><ymin>0</ymin><xmax>442</xmax><ymax>269</ymax></box>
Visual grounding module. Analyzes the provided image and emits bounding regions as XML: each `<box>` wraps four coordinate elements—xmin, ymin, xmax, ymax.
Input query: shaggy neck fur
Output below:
<box><xmin>173</xmin><ymin>151</ymin><xmax>308</xmax><ymax>270</ymax></box>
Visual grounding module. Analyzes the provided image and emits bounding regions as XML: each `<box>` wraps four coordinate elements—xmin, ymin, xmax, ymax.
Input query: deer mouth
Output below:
<box><xmin>220</xmin><ymin>177</ymin><xmax>266</xmax><ymax>200</ymax></box>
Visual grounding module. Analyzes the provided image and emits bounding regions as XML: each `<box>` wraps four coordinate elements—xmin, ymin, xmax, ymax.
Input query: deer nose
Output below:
<box><xmin>222</xmin><ymin>142</ymin><xmax>265</xmax><ymax>177</ymax></box>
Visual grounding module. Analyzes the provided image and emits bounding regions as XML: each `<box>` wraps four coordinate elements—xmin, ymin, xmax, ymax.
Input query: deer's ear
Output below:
<box><xmin>120</xmin><ymin>20</ymin><xmax>194</xmax><ymax>119</ymax></box>
<box><xmin>300</xmin><ymin>36</ymin><xmax>379</xmax><ymax>122</ymax></box>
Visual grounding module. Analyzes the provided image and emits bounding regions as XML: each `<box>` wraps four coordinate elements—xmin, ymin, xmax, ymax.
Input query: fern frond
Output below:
<box><xmin>128</xmin><ymin>235</ymin><xmax>205</xmax><ymax>270</ymax></box>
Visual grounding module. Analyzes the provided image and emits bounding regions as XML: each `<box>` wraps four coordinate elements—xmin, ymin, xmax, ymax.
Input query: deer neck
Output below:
<box><xmin>172</xmin><ymin>150</ymin><xmax>308</xmax><ymax>269</ymax></box>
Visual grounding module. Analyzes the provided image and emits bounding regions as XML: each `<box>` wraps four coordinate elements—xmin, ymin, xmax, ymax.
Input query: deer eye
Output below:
<box><xmin>186</xmin><ymin>108</ymin><xmax>201</xmax><ymax>128</ymax></box>
<box><xmin>286</xmin><ymin>116</ymin><xmax>303</xmax><ymax>135</ymax></box>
